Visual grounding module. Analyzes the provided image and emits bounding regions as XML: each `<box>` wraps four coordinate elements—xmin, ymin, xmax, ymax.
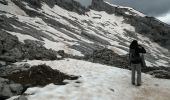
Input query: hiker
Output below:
<box><xmin>129</xmin><ymin>40</ymin><xmax>146</xmax><ymax>86</ymax></box>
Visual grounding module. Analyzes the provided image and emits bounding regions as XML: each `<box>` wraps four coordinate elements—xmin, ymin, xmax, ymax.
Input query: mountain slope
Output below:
<box><xmin>0</xmin><ymin>0</ymin><xmax>170</xmax><ymax>100</ymax></box>
<box><xmin>0</xmin><ymin>0</ymin><xmax>170</xmax><ymax>67</ymax></box>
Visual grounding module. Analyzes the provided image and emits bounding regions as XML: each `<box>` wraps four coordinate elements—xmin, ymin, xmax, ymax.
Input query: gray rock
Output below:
<box><xmin>10</xmin><ymin>84</ymin><xmax>23</xmax><ymax>94</ymax></box>
<box><xmin>0</xmin><ymin>77</ymin><xmax>24</xmax><ymax>99</ymax></box>
<box><xmin>0</xmin><ymin>85</ymin><xmax>12</xmax><ymax>98</ymax></box>
<box><xmin>14</xmin><ymin>95</ymin><xmax>28</xmax><ymax>100</ymax></box>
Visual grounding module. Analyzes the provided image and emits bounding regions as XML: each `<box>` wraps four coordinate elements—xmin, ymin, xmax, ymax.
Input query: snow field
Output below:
<box><xmin>12</xmin><ymin>59</ymin><xmax>170</xmax><ymax>100</ymax></box>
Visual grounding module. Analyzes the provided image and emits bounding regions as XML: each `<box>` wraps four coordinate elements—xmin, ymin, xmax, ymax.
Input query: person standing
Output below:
<box><xmin>129</xmin><ymin>40</ymin><xmax>146</xmax><ymax>86</ymax></box>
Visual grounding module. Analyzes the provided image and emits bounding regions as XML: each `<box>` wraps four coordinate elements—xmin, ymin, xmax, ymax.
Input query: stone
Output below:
<box><xmin>14</xmin><ymin>95</ymin><xmax>28</xmax><ymax>100</ymax></box>
<box><xmin>0</xmin><ymin>77</ymin><xmax>24</xmax><ymax>99</ymax></box>
<box><xmin>9</xmin><ymin>84</ymin><xmax>23</xmax><ymax>94</ymax></box>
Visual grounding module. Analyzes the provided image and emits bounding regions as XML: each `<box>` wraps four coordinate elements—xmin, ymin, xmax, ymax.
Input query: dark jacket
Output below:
<box><xmin>129</xmin><ymin>45</ymin><xmax>146</xmax><ymax>64</ymax></box>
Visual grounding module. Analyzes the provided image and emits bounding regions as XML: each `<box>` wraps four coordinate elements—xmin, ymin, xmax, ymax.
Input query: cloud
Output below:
<box><xmin>110</xmin><ymin>0</ymin><xmax>170</xmax><ymax>16</ymax></box>
<box><xmin>157</xmin><ymin>12</ymin><xmax>170</xmax><ymax>24</ymax></box>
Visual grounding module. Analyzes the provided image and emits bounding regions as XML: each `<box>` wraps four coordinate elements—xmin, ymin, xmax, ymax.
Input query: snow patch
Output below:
<box><xmin>43</xmin><ymin>38</ymin><xmax>83</xmax><ymax>56</ymax></box>
<box><xmin>0</xmin><ymin>0</ymin><xmax>27</xmax><ymax>16</ymax></box>
<box><xmin>6</xmin><ymin>31</ymin><xmax>38</xmax><ymax>43</ymax></box>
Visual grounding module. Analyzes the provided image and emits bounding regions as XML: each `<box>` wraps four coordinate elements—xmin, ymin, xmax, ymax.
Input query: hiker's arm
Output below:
<box><xmin>138</xmin><ymin>45</ymin><xmax>146</xmax><ymax>53</ymax></box>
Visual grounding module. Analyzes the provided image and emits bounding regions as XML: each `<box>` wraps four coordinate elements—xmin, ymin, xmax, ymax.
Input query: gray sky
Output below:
<box><xmin>76</xmin><ymin>0</ymin><xmax>170</xmax><ymax>24</ymax></box>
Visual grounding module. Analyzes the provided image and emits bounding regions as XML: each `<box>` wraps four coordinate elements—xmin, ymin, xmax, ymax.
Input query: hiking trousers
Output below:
<box><xmin>131</xmin><ymin>64</ymin><xmax>141</xmax><ymax>85</ymax></box>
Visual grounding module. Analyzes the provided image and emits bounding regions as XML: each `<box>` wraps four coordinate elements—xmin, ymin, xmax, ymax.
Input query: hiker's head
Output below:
<box><xmin>130</xmin><ymin>40</ymin><xmax>138</xmax><ymax>49</ymax></box>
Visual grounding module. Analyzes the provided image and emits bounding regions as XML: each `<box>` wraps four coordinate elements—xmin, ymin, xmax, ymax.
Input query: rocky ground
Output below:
<box><xmin>0</xmin><ymin>64</ymin><xmax>79</xmax><ymax>100</ymax></box>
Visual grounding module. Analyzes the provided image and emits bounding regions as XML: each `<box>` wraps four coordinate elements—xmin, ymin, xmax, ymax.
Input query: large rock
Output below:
<box><xmin>0</xmin><ymin>77</ymin><xmax>24</xmax><ymax>100</ymax></box>
<box><xmin>3</xmin><ymin>64</ymin><xmax>79</xmax><ymax>86</ymax></box>
<box><xmin>0</xmin><ymin>64</ymin><xmax>79</xmax><ymax>99</ymax></box>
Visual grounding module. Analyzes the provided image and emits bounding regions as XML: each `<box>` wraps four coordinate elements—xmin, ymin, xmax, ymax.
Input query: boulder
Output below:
<box><xmin>3</xmin><ymin>64</ymin><xmax>79</xmax><ymax>86</ymax></box>
<box><xmin>0</xmin><ymin>77</ymin><xmax>24</xmax><ymax>99</ymax></box>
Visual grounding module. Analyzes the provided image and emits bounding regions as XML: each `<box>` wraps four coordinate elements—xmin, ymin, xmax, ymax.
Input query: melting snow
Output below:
<box><xmin>0</xmin><ymin>0</ymin><xmax>27</xmax><ymax>16</ymax></box>
<box><xmin>10</xmin><ymin>59</ymin><xmax>170</xmax><ymax>100</ymax></box>
<box><xmin>7</xmin><ymin>31</ymin><xmax>38</xmax><ymax>43</ymax></box>
<box><xmin>43</xmin><ymin>38</ymin><xmax>83</xmax><ymax>56</ymax></box>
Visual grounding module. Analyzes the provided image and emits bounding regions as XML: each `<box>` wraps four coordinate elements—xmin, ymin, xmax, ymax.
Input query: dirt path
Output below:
<box><xmin>134</xmin><ymin>84</ymin><xmax>170</xmax><ymax>100</ymax></box>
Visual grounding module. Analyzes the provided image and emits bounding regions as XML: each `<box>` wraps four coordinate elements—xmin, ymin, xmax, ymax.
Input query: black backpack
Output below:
<box><xmin>130</xmin><ymin>48</ymin><xmax>141</xmax><ymax>64</ymax></box>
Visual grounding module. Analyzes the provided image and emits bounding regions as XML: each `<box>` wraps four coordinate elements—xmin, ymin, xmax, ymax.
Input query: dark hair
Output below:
<box><xmin>130</xmin><ymin>40</ymin><xmax>138</xmax><ymax>49</ymax></box>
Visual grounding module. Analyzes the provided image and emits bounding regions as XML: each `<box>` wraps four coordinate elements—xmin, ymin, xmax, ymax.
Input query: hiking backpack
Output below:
<box><xmin>130</xmin><ymin>48</ymin><xmax>141</xmax><ymax>64</ymax></box>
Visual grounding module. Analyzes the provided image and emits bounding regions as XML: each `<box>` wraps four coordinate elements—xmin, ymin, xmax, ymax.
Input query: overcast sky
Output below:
<box><xmin>76</xmin><ymin>0</ymin><xmax>170</xmax><ymax>24</ymax></box>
